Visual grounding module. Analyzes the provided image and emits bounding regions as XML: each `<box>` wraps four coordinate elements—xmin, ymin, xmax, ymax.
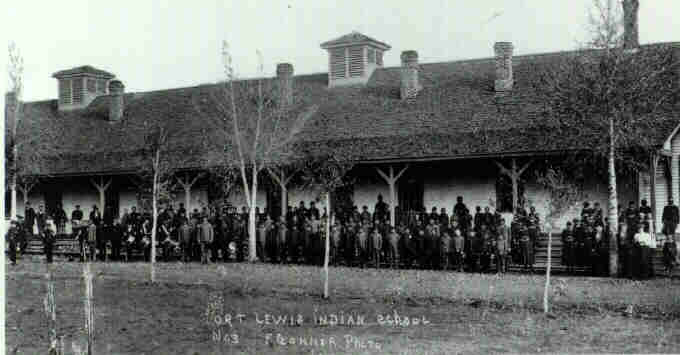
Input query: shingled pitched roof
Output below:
<box><xmin>17</xmin><ymin>42</ymin><xmax>680</xmax><ymax>175</ymax></box>
<box><xmin>320</xmin><ymin>31</ymin><xmax>391</xmax><ymax>50</ymax></box>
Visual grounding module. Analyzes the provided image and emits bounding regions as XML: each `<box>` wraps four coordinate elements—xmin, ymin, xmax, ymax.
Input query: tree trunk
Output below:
<box><xmin>10</xmin><ymin>145</ymin><xmax>18</xmax><ymax>220</ymax></box>
<box><xmin>248</xmin><ymin>172</ymin><xmax>258</xmax><ymax>262</ymax></box>
<box><xmin>389</xmin><ymin>181</ymin><xmax>396</xmax><ymax>227</ymax></box>
<box><xmin>608</xmin><ymin>117</ymin><xmax>619</xmax><ymax>277</ymax></box>
<box><xmin>10</xmin><ymin>175</ymin><xmax>17</xmax><ymax>220</ymax></box>
<box><xmin>99</xmin><ymin>189</ymin><xmax>106</xmax><ymax>216</ymax></box>
<box><xmin>323</xmin><ymin>192</ymin><xmax>331</xmax><ymax>299</ymax></box>
<box><xmin>184</xmin><ymin>186</ymin><xmax>191</xmax><ymax>216</ymax></box>
<box><xmin>281</xmin><ymin>185</ymin><xmax>287</xmax><ymax>219</ymax></box>
<box><xmin>543</xmin><ymin>228</ymin><xmax>552</xmax><ymax>313</ymax></box>
<box><xmin>511</xmin><ymin>159</ymin><xmax>519</xmax><ymax>214</ymax></box>
<box><xmin>151</xmin><ymin>172</ymin><xmax>158</xmax><ymax>283</ymax></box>
<box><xmin>83</xmin><ymin>262</ymin><xmax>95</xmax><ymax>355</ymax></box>
<box><xmin>45</xmin><ymin>264</ymin><xmax>59</xmax><ymax>354</ymax></box>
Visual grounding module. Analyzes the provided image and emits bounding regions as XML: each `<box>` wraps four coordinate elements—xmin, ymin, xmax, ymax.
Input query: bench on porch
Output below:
<box><xmin>22</xmin><ymin>236</ymin><xmax>81</xmax><ymax>257</ymax></box>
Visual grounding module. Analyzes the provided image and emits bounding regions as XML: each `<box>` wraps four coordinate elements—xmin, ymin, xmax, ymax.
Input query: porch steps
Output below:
<box><xmin>519</xmin><ymin>232</ymin><xmax>680</xmax><ymax>277</ymax></box>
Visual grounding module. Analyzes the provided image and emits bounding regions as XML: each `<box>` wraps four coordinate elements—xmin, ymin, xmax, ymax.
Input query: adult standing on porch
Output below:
<box><xmin>53</xmin><ymin>203</ymin><xmax>67</xmax><ymax>235</ymax></box>
<box><xmin>89</xmin><ymin>205</ymin><xmax>102</xmax><ymax>226</ymax></box>
<box><xmin>519</xmin><ymin>224</ymin><xmax>534</xmax><ymax>273</ymax></box>
<box><xmin>453</xmin><ymin>196</ymin><xmax>469</xmax><ymax>222</ymax></box>
<box><xmin>24</xmin><ymin>201</ymin><xmax>36</xmax><ymax>235</ymax></box>
<box><xmin>374</xmin><ymin>195</ymin><xmax>389</xmax><ymax>224</ymax></box>
<box><xmin>71</xmin><ymin>205</ymin><xmax>83</xmax><ymax>222</ymax></box>
<box><xmin>662</xmin><ymin>199</ymin><xmax>679</xmax><ymax>238</ymax></box>
<box><xmin>527</xmin><ymin>206</ymin><xmax>540</xmax><ymax>253</ymax></box>
<box><xmin>36</xmin><ymin>205</ymin><xmax>47</xmax><ymax>236</ymax></box>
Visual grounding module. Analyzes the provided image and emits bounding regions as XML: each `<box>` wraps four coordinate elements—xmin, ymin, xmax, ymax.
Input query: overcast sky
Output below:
<box><xmin>1</xmin><ymin>0</ymin><xmax>679</xmax><ymax>102</ymax></box>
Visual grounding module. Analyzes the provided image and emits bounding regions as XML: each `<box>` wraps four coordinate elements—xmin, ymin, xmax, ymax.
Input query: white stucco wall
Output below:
<box><xmin>15</xmin><ymin>191</ymin><xmax>45</xmax><ymax>216</ymax></box>
<box><xmin>288</xmin><ymin>186</ymin><xmax>324</xmax><ymax>208</ymax></box>
<box><xmin>353</xmin><ymin>181</ymin><xmax>390</xmax><ymax>212</ymax></box>
<box><xmin>61</xmin><ymin>184</ymin><xmax>99</xmax><ymax>218</ymax></box>
<box><xmin>227</xmin><ymin>186</ymin><xmax>268</xmax><ymax>211</ymax></box>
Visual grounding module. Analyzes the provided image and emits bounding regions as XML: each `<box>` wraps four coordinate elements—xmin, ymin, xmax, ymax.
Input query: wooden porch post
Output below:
<box><xmin>650</xmin><ymin>153</ymin><xmax>659</xmax><ymax>238</ymax></box>
<box><xmin>267</xmin><ymin>168</ymin><xmax>294</xmax><ymax>219</ymax></box>
<box><xmin>176</xmin><ymin>173</ymin><xmax>202</xmax><ymax>215</ymax></box>
<box><xmin>376</xmin><ymin>164</ymin><xmax>409</xmax><ymax>227</ymax></box>
<box><xmin>494</xmin><ymin>158</ymin><xmax>534</xmax><ymax>216</ymax></box>
<box><xmin>91</xmin><ymin>177</ymin><xmax>112</xmax><ymax>212</ymax></box>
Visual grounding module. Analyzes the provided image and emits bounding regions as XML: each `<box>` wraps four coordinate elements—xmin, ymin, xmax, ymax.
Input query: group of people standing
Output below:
<box><xmin>6</xmin><ymin>195</ymin><xmax>678</xmax><ymax>279</ymax></box>
<box><xmin>559</xmin><ymin>201</ymin><xmax>611</xmax><ymax>276</ymax></box>
<box><xmin>617</xmin><ymin>199</ymin><xmax>679</xmax><ymax>279</ymax></box>
<box><xmin>256</xmin><ymin>195</ymin><xmax>519</xmax><ymax>273</ymax></box>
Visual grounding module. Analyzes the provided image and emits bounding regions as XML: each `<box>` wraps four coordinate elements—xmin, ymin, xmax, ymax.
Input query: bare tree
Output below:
<box><xmin>531</xmin><ymin>0</ymin><xmax>680</xmax><ymax>276</ymax></box>
<box><xmin>536</xmin><ymin>167</ymin><xmax>583</xmax><ymax>314</ymax></box>
<box><xmin>6</xmin><ymin>41</ymin><xmax>23</xmax><ymax>221</ymax></box>
<box><xmin>301</xmin><ymin>151</ymin><xmax>357</xmax><ymax>299</ymax></box>
<box><xmin>196</xmin><ymin>41</ymin><xmax>318</xmax><ymax>261</ymax></box>
<box><xmin>130</xmin><ymin>120</ymin><xmax>187</xmax><ymax>282</ymax></box>
<box><xmin>6</xmin><ymin>42</ymin><xmax>63</xmax><ymax>220</ymax></box>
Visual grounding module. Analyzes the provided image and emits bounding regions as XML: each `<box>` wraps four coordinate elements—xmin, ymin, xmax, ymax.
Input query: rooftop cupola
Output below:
<box><xmin>52</xmin><ymin>65</ymin><xmax>115</xmax><ymax>111</ymax></box>
<box><xmin>320</xmin><ymin>31</ymin><xmax>391</xmax><ymax>88</ymax></box>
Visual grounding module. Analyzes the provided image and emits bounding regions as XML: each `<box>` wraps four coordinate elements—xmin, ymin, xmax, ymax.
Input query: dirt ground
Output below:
<box><xmin>5</xmin><ymin>260</ymin><xmax>680</xmax><ymax>354</ymax></box>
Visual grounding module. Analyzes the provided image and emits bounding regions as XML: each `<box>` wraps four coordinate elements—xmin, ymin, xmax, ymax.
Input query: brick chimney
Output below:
<box><xmin>108</xmin><ymin>80</ymin><xmax>124</xmax><ymax>122</ymax></box>
<box><xmin>400</xmin><ymin>50</ymin><xmax>420</xmax><ymax>100</ymax></box>
<box><xmin>622</xmin><ymin>0</ymin><xmax>639</xmax><ymax>50</ymax></box>
<box><xmin>494</xmin><ymin>42</ymin><xmax>514</xmax><ymax>92</ymax></box>
<box><xmin>276</xmin><ymin>63</ymin><xmax>294</xmax><ymax>107</ymax></box>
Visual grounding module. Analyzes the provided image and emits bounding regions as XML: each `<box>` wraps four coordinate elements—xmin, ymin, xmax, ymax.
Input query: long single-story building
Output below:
<box><xmin>5</xmin><ymin>9</ymin><xmax>680</xmax><ymax>239</ymax></box>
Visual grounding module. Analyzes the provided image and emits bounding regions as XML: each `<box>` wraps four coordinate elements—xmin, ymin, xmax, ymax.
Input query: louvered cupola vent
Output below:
<box><xmin>321</xmin><ymin>31</ymin><xmax>391</xmax><ymax>88</ymax></box>
<box><xmin>52</xmin><ymin>65</ymin><xmax>115</xmax><ymax>111</ymax></box>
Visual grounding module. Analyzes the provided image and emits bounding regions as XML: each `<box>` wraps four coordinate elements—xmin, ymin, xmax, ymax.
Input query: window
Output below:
<box><xmin>59</xmin><ymin>79</ymin><xmax>72</xmax><ymax>104</ymax></box>
<box><xmin>367</xmin><ymin>48</ymin><xmax>375</xmax><ymax>64</ymax></box>
<box><xmin>87</xmin><ymin>78</ymin><xmax>96</xmax><ymax>93</ymax></box>
<box><xmin>72</xmin><ymin>77</ymin><xmax>84</xmax><ymax>104</ymax></box>
<box><xmin>495</xmin><ymin>175</ymin><xmax>525</xmax><ymax>213</ymax></box>
<box><xmin>376</xmin><ymin>51</ymin><xmax>383</xmax><ymax>66</ymax></box>
<box><xmin>97</xmin><ymin>79</ymin><xmax>107</xmax><ymax>93</ymax></box>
